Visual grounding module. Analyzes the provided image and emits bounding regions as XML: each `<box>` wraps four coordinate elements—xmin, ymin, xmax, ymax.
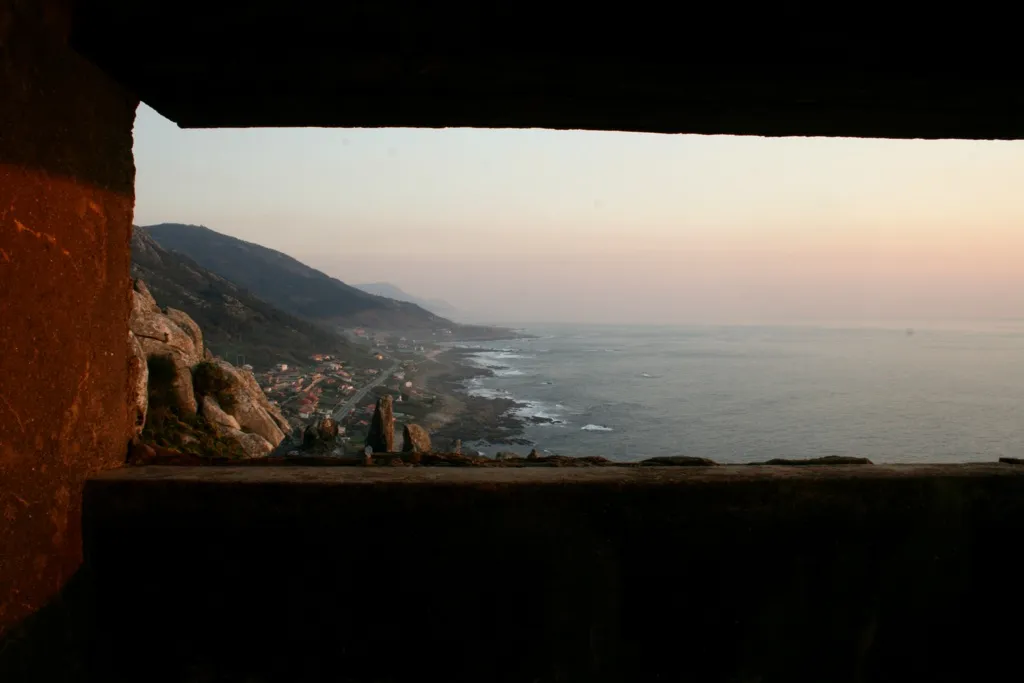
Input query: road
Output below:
<box><xmin>276</xmin><ymin>375</ymin><xmax>326</xmax><ymax>408</ymax></box>
<box><xmin>331</xmin><ymin>360</ymin><xmax>401</xmax><ymax>420</ymax></box>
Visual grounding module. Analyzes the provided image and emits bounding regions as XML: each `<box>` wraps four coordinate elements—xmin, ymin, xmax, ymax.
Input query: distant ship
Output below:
<box><xmin>906</xmin><ymin>328</ymin><xmax>915</xmax><ymax>337</ymax></box>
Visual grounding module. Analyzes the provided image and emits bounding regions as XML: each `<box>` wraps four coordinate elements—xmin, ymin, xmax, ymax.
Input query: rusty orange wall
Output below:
<box><xmin>0</xmin><ymin>0</ymin><xmax>138</xmax><ymax>636</ymax></box>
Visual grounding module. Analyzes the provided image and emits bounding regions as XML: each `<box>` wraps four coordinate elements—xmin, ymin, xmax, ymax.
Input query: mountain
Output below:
<box><xmin>353</xmin><ymin>282</ymin><xmax>459</xmax><ymax>318</ymax></box>
<box><xmin>131</xmin><ymin>226</ymin><xmax>357</xmax><ymax>370</ymax></box>
<box><xmin>142</xmin><ymin>223</ymin><xmax>511</xmax><ymax>339</ymax></box>
<box><xmin>144</xmin><ymin>223</ymin><xmax>453</xmax><ymax>330</ymax></box>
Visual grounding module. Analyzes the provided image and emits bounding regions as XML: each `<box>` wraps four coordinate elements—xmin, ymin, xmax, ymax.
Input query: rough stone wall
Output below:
<box><xmin>0</xmin><ymin>0</ymin><xmax>138</xmax><ymax>637</ymax></box>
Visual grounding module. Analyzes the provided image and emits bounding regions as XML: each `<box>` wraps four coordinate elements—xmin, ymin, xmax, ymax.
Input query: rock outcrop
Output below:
<box><xmin>165</xmin><ymin>308</ymin><xmax>204</xmax><ymax>357</ymax></box>
<box><xmin>126</xmin><ymin>331</ymin><xmax>149</xmax><ymax>439</ymax></box>
<box><xmin>130</xmin><ymin>279</ymin><xmax>201</xmax><ymax>416</ymax></box>
<box><xmin>750</xmin><ymin>456</ymin><xmax>873</xmax><ymax>466</ymax></box>
<box><xmin>314</xmin><ymin>417</ymin><xmax>340</xmax><ymax>442</ymax></box>
<box><xmin>640</xmin><ymin>456</ymin><xmax>719</xmax><ymax>466</ymax></box>
<box><xmin>299</xmin><ymin>418</ymin><xmax>343</xmax><ymax>456</ymax></box>
<box><xmin>401</xmin><ymin>424</ymin><xmax>431</xmax><ymax>453</ymax></box>
<box><xmin>366</xmin><ymin>395</ymin><xmax>395</xmax><ymax>453</ymax></box>
<box><xmin>200</xmin><ymin>395</ymin><xmax>241</xmax><ymax>432</ymax></box>
<box><xmin>192</xmin><ymin>359</ymin><xmax>288</xmax><ymax>456</ymax></box>
<box><xmin>129</xmin><ymin>278</ymin><xmax>289</xmax><ymax>460</ymax></box>
<box><xmin>232</xmin><ymin>431</ymin><xmax>275</xmax><ymax>459</ymax></box>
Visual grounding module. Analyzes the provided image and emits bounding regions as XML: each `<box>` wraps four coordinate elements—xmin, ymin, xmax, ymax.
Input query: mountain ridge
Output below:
<box><xmin>131</xmin><ymin>226</ymin><xmax>357</xmax><ymax>369</ymax></box>
<box><xmin>144</xmin><ymin>223</ymin><xmax>450</xmax><ymax>329</ymax></box>
<box><xmin>353</xmin><ymin>282</ymin><xmax>459</xmax><ymax>318</ymax></box>
<box><xmin>143</xmin><ymin>223</ymin><xmax>513</xmax><ymax>339</ymax></box>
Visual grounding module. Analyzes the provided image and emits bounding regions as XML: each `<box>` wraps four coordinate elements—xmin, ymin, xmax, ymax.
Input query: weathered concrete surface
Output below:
<box><xmin>0</xmin><ymin>0</ymin><xmax>137</xmax><ymax>639</ymax></box>
<box><xmin>87</xmin><ymin>464</ymin><xmax>1024</xmax><ymax>682</ymax></box>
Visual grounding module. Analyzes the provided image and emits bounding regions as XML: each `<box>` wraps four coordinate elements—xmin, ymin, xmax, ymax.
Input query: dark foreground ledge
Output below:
<box><xmin>86</xmin><ymin>464</ymin><xmax>1024</xmax><ymax>683</ymax></box>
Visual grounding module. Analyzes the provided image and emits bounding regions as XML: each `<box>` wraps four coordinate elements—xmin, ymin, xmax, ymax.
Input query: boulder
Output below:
<box><xmin>402</xmin><ymin>424</ymin><xmax>431</xmax><ymax>453</ymax></box>
<box><xmin>130</xmin><ymin>296</ymin><xmax>202</xmax><ymax>368</ymax></box>
<box><xmin>226</xmin><ymin>360</ymin><xmax>290</xmax><ymax>434</ymax></box>
<box><xmin>231</xmin><ymin>431</ymin><xmax>275</xmax><ymax>458</ymax></box>
<box><xmin>165</xmin><ymin>307</ymin><xmax>204</xmax><ymax>359</ymax></box>
<box><xmin>193</xmin><ymin>360</ymin><xmax>286</xmax><ymax>447</ymax></box>
<box><xmin>527</xmin><ymin>449</ymin><xmax>540</xmax><ymax>461</ymax></box>
<box><xmin>317</xmin><ymin>417</ymin><xmax>340</xmax><ymax>441</ymax></box>
<box><xmin>301</xmin><ymin>418</ymin><xmax>341</xmax><ymax>454</ymax></box>
<box><xmin>131</xmin><ymin>278</ymin><xmax>160</xmax><ymax>314</ymax></box>
<box><xmin>201</xmin><ymin>394</ymin><xmax>241</xmax><ymax>432</ymax></box>
<box><xmin>366</xmin><ymin>395</ymin><xmax>395</xmax><ymax>453</ymax></box>
<box><xmin>226</xmin><ymin>390</ymin><xmax>285</xmax><ymax>446</ymax></box>
<box><xmin>126</xmin><ymin>331</ymin><xmax>148</xmax><ymax>439</ymax></box>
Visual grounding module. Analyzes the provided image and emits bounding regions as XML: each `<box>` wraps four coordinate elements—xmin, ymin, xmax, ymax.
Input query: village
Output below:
<box><xmin>255</xmin><ymin>329</ymin><xmax>445</xmax><ymax>452</ymax></box>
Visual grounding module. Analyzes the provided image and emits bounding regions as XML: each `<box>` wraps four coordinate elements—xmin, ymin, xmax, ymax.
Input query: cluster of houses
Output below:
<box><xmin>255</xmin><ymin>333</ymin><xmax>436</xmax><ymax>436</ymax></box>
<box><xmin>260</xmin><ymin>354</ymin><xmax>380</xmax><ymax>422</ymax></box>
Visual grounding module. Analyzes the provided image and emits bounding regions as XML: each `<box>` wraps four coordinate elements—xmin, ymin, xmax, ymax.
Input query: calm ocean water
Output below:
<box><xmin>455</xmin><ymin>322</ymin><xmax>1024</xmax><ymax>463</ymax></box>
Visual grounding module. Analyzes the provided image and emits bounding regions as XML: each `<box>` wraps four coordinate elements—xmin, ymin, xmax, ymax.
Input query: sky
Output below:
<box><xmin>133</xmin><ymin>104</ymin><xmax>1024</xmax><ymax>326</ymax></box>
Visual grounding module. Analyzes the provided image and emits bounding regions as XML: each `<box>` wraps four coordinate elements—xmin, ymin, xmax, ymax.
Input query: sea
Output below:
<box><xmin>453</xmin><ymin>321</ymin><xmax>1024</xmax><ymax>463</ymax></box>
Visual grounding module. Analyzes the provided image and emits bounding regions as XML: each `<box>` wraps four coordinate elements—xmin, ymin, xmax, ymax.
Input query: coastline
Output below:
<box><xmin>421</xmin><ymin>347</ymin><xmax>533</xmax><ymax>453</ymax></box>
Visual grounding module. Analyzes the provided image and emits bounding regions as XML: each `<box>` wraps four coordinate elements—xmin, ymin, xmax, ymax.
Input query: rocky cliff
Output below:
<box><xmin>128</xmin><ymin>279</ymin><xmax>290</xmax><ymax>459</ymax></box>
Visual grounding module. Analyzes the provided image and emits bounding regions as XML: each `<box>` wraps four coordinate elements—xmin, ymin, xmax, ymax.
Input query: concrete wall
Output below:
<box><xmin>0</xmin><ymin>0</ymin><xmax>137</xmax><ymax>637</ymax></box>
<box><xmin>86</xmin><ymin>465</ymin><xmax>1024</xmax><ymax>683</ymax></box>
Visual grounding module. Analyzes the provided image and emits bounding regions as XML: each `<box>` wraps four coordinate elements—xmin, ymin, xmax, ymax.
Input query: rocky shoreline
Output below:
<box><xmin>427</xmin><ymin>348</ymin><xmax>535</xmax><ymax>452</ymax></box>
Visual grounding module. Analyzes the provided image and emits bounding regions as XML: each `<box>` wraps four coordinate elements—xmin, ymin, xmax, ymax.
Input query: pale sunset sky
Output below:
<box><xmin>133</xmin><ymin>104</ymin><xmax>1024</xmax><ymax>326</ymax></box>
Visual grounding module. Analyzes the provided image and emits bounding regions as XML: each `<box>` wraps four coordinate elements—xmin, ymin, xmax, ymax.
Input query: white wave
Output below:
<box><xmin>461</xmin><ymin>376</ymin><xmax>568</xmax><ymax>425</ymax></box>
<box><xmin>461</xmin><ymin>377</ymin><xmax>506</xmax><ymax>400</ymax></box>
<box><xmin>511</xmin><ymin>399</ymin><xmax>568</xmax><ymax>426</ymax></box>
<box><xmin>580</xmin><ymin>424</ymin><xmax>614</xmax><ymax>432</ymax></box>
<box><xmin>465</xmin><ymin>350</ymin><xmax>531</xmax><ymax>367</ymax></box>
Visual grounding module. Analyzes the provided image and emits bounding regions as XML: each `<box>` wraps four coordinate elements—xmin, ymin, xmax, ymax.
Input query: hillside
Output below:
<box><xmin>143</xmin><ymin>223</ymin><xmax>512</xmax><ymax>338</ymax></box>
<box><xmin>131</xmin><ymin>226</ymin><xmax>357</xmax><ymax>370</ymax></box>
<box><xmin>354</xmin><ymin>282</ymin><xmax>459</xmax><ymax>318</ymax></box>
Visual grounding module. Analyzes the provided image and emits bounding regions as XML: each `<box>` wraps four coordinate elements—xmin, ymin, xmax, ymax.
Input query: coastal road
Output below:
<box><xmin>331</xmin><ymin>360</ymin><xmax>401</xmax><ymax>420</ymax></box>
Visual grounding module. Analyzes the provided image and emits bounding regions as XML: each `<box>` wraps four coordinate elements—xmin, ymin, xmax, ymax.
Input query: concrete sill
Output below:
<box><xmin>89</xmin><ymin>461</ymin><xmax>1024</xmax><ymax>487</ymax></box>
<box><xmin>83</xmin><ymin>463</ymin><xmax>1024</xmax><ymax>683</ymax></box>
